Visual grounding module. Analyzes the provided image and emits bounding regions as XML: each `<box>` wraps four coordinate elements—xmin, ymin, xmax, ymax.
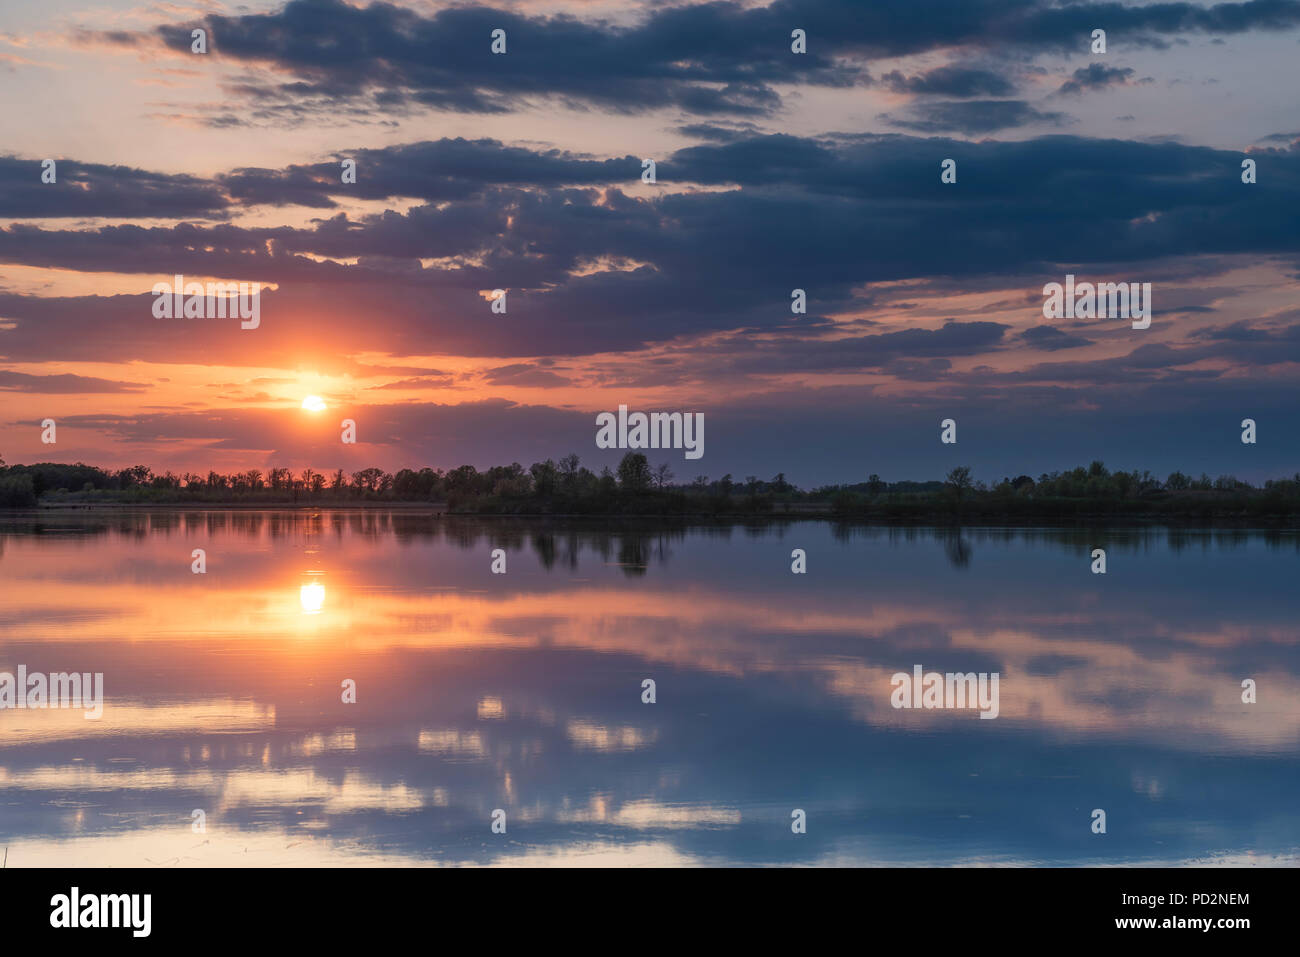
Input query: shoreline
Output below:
<box><xmin>7</xmin><ymin>501</ymin><xmax>1298</xmax><ymax>529</ymax></box>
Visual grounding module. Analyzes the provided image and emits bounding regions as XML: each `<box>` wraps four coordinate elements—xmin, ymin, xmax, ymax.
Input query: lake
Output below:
<box><xmin>1</xmin><ymin>510</ymin><xmax>1297</xmax><ymax>866</ymax></box>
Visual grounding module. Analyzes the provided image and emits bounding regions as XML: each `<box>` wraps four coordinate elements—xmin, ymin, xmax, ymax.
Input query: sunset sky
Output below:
<box><xmin>1</xmin><ymin>0</ymin><xmax>1299</xmax><ymax>484</ymax></box>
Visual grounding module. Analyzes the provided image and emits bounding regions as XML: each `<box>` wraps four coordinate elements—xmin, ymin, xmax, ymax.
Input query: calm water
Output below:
<box><xmin>1</xmin><ymin>510</ymin><xmax>1297</xmax><ymax>867</ymax></box>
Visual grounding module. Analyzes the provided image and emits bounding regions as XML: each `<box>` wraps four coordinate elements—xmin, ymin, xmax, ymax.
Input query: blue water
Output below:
<box><xmin>0</xmin><ymin>512</ymin><xmax>1296</xmax><ymax>866</ymax></box>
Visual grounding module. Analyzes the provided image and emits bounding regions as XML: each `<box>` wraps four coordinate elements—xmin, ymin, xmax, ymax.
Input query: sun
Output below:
<box><xmin>302</xmin><ymin>395</ymin><xmax>327</xmax><ymax>412</ymax></box>
<box><xmin>299</xmin><ymin>582</ymin><xmax>326</xmax><ymax>614</ymax></box>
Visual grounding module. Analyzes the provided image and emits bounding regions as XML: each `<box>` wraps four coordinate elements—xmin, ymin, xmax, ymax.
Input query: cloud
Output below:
<box><xmin>80</xmin><ymin>0</ymin><xmax>1300</xmax><ymax>121</ymax></box>
<box><xmin>0</xmin><ymin>370</ymin><xmax>149</xmax><ymax>393</ymax></box>
<box><xmin>879</xmin><ymin>100</ymin><xmax>1071</xmax><ymax>133</ymax></box>
<box><xmin>1019</xmin><ymin>325</ymin><xmax>1094</xmax><ymax>351</ymax></box>
<box><xmin>1057</xmin><ymin>64</ymin><xmax>1150</xmax><ymax>95</ymax></box>
<box><xmin>369</xmin><ymin>374</ymin><xmax>457</xmax><ymax>390</ymax></box>
<box><xmin>4</xmin><ymin>133</ymin><xmax>1300</xmax><ymax>368</ymax></box>
<box><xmin>0</xmin><ymin>156</ymin><xmax>230</xmax><ymax>219</ymax></box>
<box><xmin>218</xmin><ymin>138</ymin><xmax>642</xmax><ymax>208</ymax></box>
<box><xmin>150</xmin><ymin>0</ymin><xmax>849</xmax><ymax>120</ymax></box>
<box><xmin>482</xmin><ymin>363</ymin><xmax>574</xmax><ymax>388</ymax></box>
<box><xmin>698</xmin><ymin>321</ymin><xmax>1011</xmax><ymax>375</ymax></box>
<box><xmin>880</xmin><ymin>65</ymin><xmax>1018</xmax><ymax>97</ymax></box>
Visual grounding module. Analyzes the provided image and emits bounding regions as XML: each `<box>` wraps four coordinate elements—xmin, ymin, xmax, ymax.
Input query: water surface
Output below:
<box><xmin>1</xmin><ymin>511</ymin><xmax>1297</xmax><ymax>866</ymax></box>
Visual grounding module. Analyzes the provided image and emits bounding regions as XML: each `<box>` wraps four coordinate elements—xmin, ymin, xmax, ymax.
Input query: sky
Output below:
<box><xmin>1</xmin><ymin>0</ymin><xmax>1299</xmax><ymax>486</ymax></box>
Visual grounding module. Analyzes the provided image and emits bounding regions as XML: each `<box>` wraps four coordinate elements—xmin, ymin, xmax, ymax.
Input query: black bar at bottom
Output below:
<box><xmin>0</xmin><ymin>866</ymin><xmax>1278</xmax><ymax>943</ymax></box>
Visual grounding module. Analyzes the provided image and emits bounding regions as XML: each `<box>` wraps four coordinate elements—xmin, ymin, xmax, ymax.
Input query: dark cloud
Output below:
<box><xmin>482</xmin><ymin>363</ymin><xmax>573</xmax><ymax>388</ymax></box>
<box><xmin>699</xmin><ymin>321</ymin><xmax>1011</xmax><ymax>375</ymax></box>
<box><xmin>674</xmin><ymin>122</ymin><xmax>767</xmax><ymax>143</ymax></box>
<box><xmin>369</xmin><ymin>374</ymin><xmax>456</xmax><ymax>390</ymax></box>
<box><xmin>880</xmin><ymin>66</ymin><xmax>1018</xmax><ymax>97</ymax></box>
<box><xmin>880</xmin><ymin>100</ymin><xmax>1071</xmax><ymax>133</ymax></box>
<box><xmin>1057</xmin><ymin>63</ymin><xmax>1150</xmax><ymax>95</ymax></box>
<box><xmin>3</xmin><ymin>133</ymin><xmax>1300</xmax><ymax>368</ymax></box>
<box><xmin>132</xmin><ymin>0</ymin><xmax>1300</xmax><ymax>119</ymax></box>
<box><xmin>0</xmin><ymin>370</ymin><xmax>148</xmax><ymax>394</ymax></box>
<box><xmin>1020</xmin><ymin>325</ymin><xmax>1095</xmax><ymax>350</ymax></box>
<box><xmin>155</xmin><ymin>0</ymin><xmax>850</xmax><ymax>120</ymax></box>
<box><xmin>219</xmin><ymin>139</ymin><xmax>642</xmax><ymax>208</ymax></box>
<box><xmin>0</xmin><ymin>156</ymin><xmax>230</xmax><ymax>219</ymax></box>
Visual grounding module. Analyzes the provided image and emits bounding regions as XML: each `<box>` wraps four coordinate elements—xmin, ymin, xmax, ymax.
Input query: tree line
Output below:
<box><xmin>1</xmin><ymin>454</ymin><xmax>1298</xmax><ymax>518</ymax></box>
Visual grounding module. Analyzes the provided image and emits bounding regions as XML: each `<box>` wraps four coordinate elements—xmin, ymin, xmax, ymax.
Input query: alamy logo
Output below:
<box><xmin>151</xmin><ymin>274</ymin><xmax>260</xmax><ymax>329</ymax></box>
<box><xmin>1043</xmin><ymin>274</ymin><xmax>1151</xmax><ymax>329</ymax></box>
<box><xmin>595</xmin><ymin>404</ymin><xmax>704</xmax><ymax>460</ymax></box>
<box><xmin>890</xmin><ymin>665</ymin><xmax>1000</xmax><ymax>719</ymax></box>
<box><xmin>0</xmin><ymin>666</ymin><xmax>103</xmax><ymax>719</ymax></box>
<box><xmin>50</xmin><ymin>888</ymin><xmax>151</xmax><ymax>937</ymax></box>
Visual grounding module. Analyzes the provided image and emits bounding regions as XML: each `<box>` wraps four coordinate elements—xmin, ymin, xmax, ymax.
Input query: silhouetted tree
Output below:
<box><xmin>617</xmin><ymin>452</ymin><xmax>652</xmax><ymax>491</ymax></box>
<box><xmin>946</xmin><ymin>466</ymin><xmax>974</xmax><ymax>500</ymax></box>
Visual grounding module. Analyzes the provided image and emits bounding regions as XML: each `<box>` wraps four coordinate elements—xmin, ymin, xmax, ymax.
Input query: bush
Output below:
<box><xmin>0</xmin><ymin>473</ymin><xmax>37</xmax><ymax>507</ymax></box>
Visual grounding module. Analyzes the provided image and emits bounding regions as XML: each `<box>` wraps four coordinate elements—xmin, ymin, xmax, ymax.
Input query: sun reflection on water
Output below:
<box><xmin>299</xmin><ymin>581</ymin><xmax>326</xmax><ymax>614</ymax></box>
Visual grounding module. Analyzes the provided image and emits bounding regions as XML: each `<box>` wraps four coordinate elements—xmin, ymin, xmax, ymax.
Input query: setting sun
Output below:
<box><xmin>302</xmin><ymin>395</ymin><xmax>327</xmax><ymax>412</ymax></box>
